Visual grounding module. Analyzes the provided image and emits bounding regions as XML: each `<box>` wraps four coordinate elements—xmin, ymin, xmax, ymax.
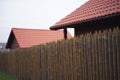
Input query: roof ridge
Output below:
<box><xmin>12</xmin><ymin>28</ymin><xmax>63</xmax><ymax>32</ymax></box>
<box><xmin>12</xmin><ymin>28</ymin><xmax>50</xmax><ymax>31</ymax></box>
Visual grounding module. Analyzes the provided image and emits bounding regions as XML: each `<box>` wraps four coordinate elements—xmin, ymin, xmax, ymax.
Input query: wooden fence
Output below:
<box><xmin>0</xmin><ymin>28</ymin><xmax>120</xmax><ymax>80</ymax></box>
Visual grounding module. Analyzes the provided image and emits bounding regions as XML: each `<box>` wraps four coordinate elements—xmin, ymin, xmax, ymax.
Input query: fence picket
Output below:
<box><xmin>115</xmin><ymin>28</ymin><xmax>120</xmax><ymax>79</ymax></box>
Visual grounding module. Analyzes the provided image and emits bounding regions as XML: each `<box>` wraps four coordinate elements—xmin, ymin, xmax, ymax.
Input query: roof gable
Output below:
<box><xmin>6</xmin><ymin>28</ymin><xmax>72</xmax><ymax>48</ymax></box>
<box><xmin>50</xmin><ymin>0</ymin><xmax>120</xmax><ymax>30</ymax></box>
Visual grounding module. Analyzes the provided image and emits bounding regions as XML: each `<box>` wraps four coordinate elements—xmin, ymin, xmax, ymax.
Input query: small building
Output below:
<box><xmin>6</xmin><ymin>28</ymin><xmax>72</xmax><ymax>50</ymax></box>
<box><xmin>0</xmin><ymin>43</ymin><xmax>7</xmax><ymax>52</ymax></box>
<box><xmin>50</xmin><ymin>0</ymin><xmax>120</xmax><ymax>37</ymax></box>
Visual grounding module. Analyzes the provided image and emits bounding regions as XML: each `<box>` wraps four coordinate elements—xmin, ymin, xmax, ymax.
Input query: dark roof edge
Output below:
<box><xmin>6</xmin><ymin>29</ymin><xmax>21</xmax><ymax>49</ymax></box>
<box><xmin>50</xmin><ymin>12</ymin><xmax>120</xmax><ymax>30</ymax></box>
<box><xmin>6</xmin><ymin>29</ymin><xmax>13</xmax><ymax>48</ymax></box>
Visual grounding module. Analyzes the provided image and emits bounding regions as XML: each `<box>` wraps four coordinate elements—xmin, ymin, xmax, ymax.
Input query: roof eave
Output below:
<box><xmin>50</xmin><ymin>12</ymin><xmax>120</xmax><ymax>30</ymax></box>
<box><xmin>50</xmin><ymin>26</ymin><xmax>66</xmax><ymax>30</ymax></box>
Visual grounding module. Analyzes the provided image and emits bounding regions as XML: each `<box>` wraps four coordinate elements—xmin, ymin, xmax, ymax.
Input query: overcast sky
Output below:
<box><xmin>0</xmin><ymin>0</ymin><xmax>88</xmax><ymax>43</ymax></box>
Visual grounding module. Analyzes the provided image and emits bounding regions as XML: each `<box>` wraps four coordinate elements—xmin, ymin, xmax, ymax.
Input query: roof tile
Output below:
<box><xmin>50</xmin><ymin>0</ymin><xmax>120</xmax><ymax>29</ymax></box>
<box><xmin>7</xmin><ymin>28</ymin><xmax>72</xmax><ymax>48</ymax></box>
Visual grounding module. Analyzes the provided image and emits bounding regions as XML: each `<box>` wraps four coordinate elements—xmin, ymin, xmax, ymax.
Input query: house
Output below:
<box><xmin>0</xmin><ymin>43</ymin><xmax>7</xmax><ymax>51</ymax></box>
<box><xmin>50</xmin><ymin>0</ymin><xmax>120</xmax><ymax>37</ymax></box>
<box><xmin>6</xmin><ymin>28</ymin><xmax>72</xmax><ymax>50</ymax></box>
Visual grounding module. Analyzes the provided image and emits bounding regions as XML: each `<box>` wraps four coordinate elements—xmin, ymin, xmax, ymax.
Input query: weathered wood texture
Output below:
<box><xmin>0</xmin><ymin>28</ymin><xmax>120</xmax><ymax>80</ymax></box>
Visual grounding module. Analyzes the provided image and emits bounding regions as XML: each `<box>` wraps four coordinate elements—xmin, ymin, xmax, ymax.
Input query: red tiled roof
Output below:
<box><xmin>6</xmin><ymin>28</ymin><xmax>72</xmax><ymax>48</ymax></box>
<box><xmin>50</xmin><ymin>0</ymin><xmax>120</xmax><ymax>30</ymax></box>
